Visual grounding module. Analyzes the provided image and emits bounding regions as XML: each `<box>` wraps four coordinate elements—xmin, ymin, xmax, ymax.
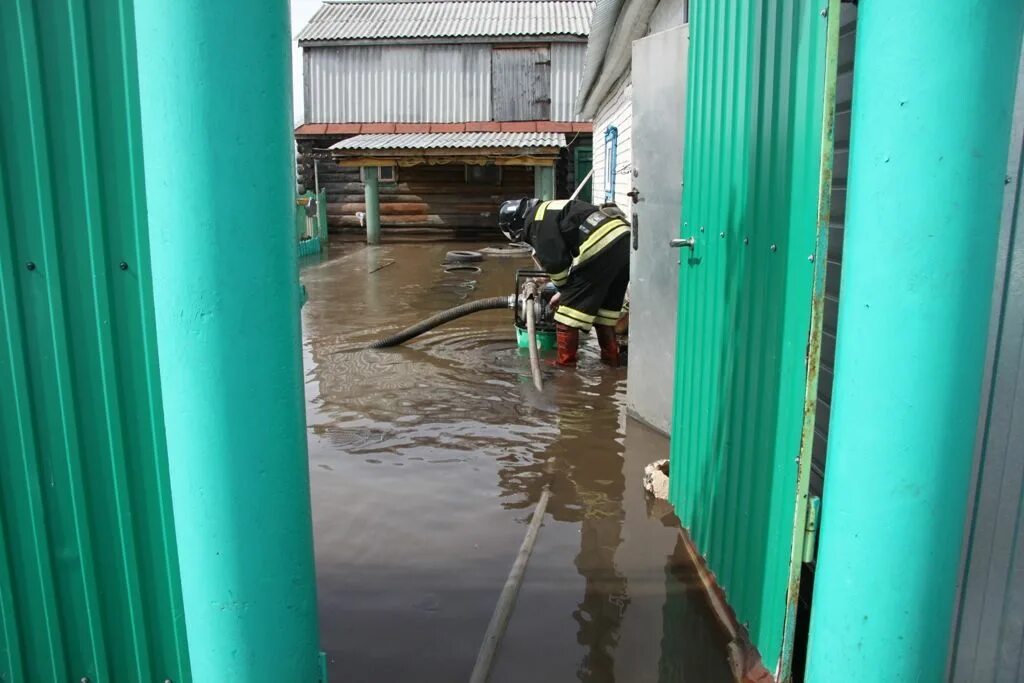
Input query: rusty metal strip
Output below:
<box><xmin>779</xmin><ymin>0</ymin><xmax>842</xmax><ymax>680</ymax></box>
<box><xmin>675</xmin><ymin>527</ymin><xmax>776</xmax><ymax>682</ymax></box>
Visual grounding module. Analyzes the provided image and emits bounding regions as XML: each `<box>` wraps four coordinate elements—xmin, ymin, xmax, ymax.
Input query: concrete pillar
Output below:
<box><xmin>364</xmin><ymin>166</ymin><xmax>381</xmax><ymax>244</ymax></box>
<box><xmin>133</xmin><ymin>1</ymin><xmax>320</xmax><ymax>680</ymax></box>
<box><xmin>806</xmin><ymin>2</ymin><xmax>1024</xmax><ymax>680</ymax></box>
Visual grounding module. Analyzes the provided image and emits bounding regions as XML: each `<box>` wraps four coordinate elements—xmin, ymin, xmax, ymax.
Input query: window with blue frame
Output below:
<box><xmin>603</xmin><ymin>126</ymin><xmax>618</xmax><ymax>203</ymax></box>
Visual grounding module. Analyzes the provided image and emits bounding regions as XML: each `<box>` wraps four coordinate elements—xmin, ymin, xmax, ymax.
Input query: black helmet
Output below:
<box><xmin>498</xmin><ymin>197</ymin><xmax>536</xmax><ymax>242</ymax></box>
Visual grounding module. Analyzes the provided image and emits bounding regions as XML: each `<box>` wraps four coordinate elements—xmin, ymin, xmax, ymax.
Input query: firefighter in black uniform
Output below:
<box><xmin>498</xmin><ymin>197</ymin><xmax>630</xmax><ymax>367</ymax></box>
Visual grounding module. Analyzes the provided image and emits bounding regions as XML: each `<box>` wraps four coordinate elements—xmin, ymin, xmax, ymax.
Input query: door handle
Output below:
<box><xmin>669</xmin><ymin>237</ymin><xmax>695</xmax><ymax>249</ymax></box>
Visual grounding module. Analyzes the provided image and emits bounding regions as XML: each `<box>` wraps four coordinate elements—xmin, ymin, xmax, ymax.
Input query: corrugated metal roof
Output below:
<box><xmin>298</xmin><ymin>1</ymin><xmax>594</xmax><ymax>43</ymax></box>
<box><xmin>296</xmin><ymin>122</ymin><xmax>591</xmax><ymax>135</ymax></box>
<box><xmin>330</xmin><ymin>131</ymin><xmax>566</xmax><ymax>150</ymax></box>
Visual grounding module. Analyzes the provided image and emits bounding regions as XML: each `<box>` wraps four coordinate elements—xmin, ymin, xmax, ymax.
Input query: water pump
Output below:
<box><xmin>514</xmin><ymin>269</ymin><xmax>558</xmax><ymax>350</ymax></box>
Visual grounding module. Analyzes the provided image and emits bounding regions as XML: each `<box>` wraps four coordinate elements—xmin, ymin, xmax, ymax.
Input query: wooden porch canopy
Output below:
<box><xmin>328</xmin><ymin>131</ymin><xmax>566</xmax><ymax>167</ymax></box>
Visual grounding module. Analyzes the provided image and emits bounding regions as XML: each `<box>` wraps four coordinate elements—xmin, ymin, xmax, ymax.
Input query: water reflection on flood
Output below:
<box><xmin>301</xmin><ymin>242</ymin><xmax>733</xmax><ymax>683</ymax></box>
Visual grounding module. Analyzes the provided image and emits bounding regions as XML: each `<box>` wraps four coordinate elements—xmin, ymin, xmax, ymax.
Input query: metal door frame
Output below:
<box><xmin>783</xmin><ymin>1</ymin><xmax>841</xmax><ymax>677</ymax></box>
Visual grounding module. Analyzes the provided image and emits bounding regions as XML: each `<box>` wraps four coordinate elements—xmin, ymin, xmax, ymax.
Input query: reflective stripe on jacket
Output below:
<box><xmin>523</xmin><ymin>200</ymin><xmax>630</xmax><ymax>284</ymax></box>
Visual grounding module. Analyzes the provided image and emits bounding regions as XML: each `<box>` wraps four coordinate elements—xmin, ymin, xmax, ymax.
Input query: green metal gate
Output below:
<box><xmin>296</xmin><ymin>189</ymin><xmax>328</xmax><ymax>258</ymax></box>
<box><xmin>0</xmin><ymin>1</ymin><xmax>190</xmax><ymax>681</ymax></box>
<box><xmin>668</xmin><ymin>0</ymin><xmax>839</xmax><ymax>678</ymax></box>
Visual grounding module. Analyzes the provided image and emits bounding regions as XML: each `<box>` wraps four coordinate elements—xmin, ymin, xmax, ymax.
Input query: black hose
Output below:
<box><xmin>368</xmin><ymin>295</ymin><xmax>513</xmax><ymax>349</ymax></box>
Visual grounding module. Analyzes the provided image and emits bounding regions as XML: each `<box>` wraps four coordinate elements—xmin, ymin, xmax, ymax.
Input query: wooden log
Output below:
<box><xmin>336</xmin><ymin>202</ymin><xmax>431</xmax><ymax>214</ymax></box>
<box><xmin>327</xmin><ymin>197</ymin><xmax>517</xmax><ymax>211</ymax></box>
<box><xmin>319</xmin><ymin>162</ymin><xmax>534</xmax><ymax>238</ymax></box>
<box><xmin>328</xmin><ymin>192</ymin><xmax>523</xmax><ymax>205</ymax></box>
<box><xmin>333</xmin><ymin>215</ymin><xmax>499</xmax><ymax>227</ymax></box>
<box><xmin>320</xmin><ymin>179</ymin><xmax>532</xmax><ymax>195</ymax></box>
<box><xmin>328</xmin><ymin>202</ymin><xmax>500</xmax><ymax>216</ymax></box>
<box><xmin>333</xmin><ymin>226</ymin><xmax>495</xmax><ymax>239</ymax></box>
<box><xmin>317</xmin><ymin>177</ymin><xmax>360</xmax><ymax>187</ymax></box>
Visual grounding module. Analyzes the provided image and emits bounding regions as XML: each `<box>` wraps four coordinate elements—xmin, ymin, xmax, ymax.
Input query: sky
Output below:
<box><xmin>290</xmin><ymin>0</ymin><xmax>323</xmax><ymax>123</ymax></box>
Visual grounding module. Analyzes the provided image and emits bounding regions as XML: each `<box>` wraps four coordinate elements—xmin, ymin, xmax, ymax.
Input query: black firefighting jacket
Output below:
<box><xmin>522</xmin><ymin>200</ymin><xmax>630</xmax><ymax>286</ymax></box>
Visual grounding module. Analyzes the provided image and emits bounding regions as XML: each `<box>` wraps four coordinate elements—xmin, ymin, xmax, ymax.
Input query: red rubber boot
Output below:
<box><xmin>595</xmin><ymin>324</ymin><xmax>621</xmax><ymax>367</ymax></box>
<box><xmin>556</xmin><ymin>323</ymin><xmax>580</xmax><ymax>367</ymax></box>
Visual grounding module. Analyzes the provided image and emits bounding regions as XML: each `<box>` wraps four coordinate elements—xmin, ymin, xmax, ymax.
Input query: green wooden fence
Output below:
<box><xmin>296</xmin><ymin>189</ymin><xmax>328</xmax><ymax>258</ymax></box>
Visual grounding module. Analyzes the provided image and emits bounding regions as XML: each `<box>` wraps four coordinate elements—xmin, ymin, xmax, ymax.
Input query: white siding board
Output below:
<box><xmin>590</xmin><ymin>75</ymin><xmax>632</xmax><ymax>208</ymax></box>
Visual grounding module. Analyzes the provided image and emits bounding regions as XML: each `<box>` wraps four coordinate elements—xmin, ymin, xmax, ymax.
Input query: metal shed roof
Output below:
<box><xmin>297</xmin><ymin>1</ymin><xmax>594</xmax><ymax>43</ymax></box>
<box><xmin>329</xmin><ymin>131</ymin><xmax>566</xmax><ymax>151</ymax></box>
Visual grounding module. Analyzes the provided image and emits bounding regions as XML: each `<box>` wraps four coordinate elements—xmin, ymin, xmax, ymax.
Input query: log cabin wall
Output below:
<box><xmin>337</xmin><ymin>163</ymin><xmax>533</xmax><ymax>240</ymax></box>
<box><xmin>297</xmin><ymin>136</ymin><xmax>591</xmax><ymax>240</ymax></box>
<box><xmin>296</xmin><ymin>134</ymin><xmax>593</xmax><ymax>240</ymax></box>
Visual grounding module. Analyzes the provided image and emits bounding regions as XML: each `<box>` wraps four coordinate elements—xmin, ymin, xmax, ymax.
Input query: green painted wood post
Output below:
<box><xmin>132</xmin><ymin>1</ymin><xmax>321</xmax><ymax>680</ymax></box>
<box><xmin>318</xmin><ymin>188</ymin><xmax>328</xmax><ymax>244</ymax></box>
<box><xmin>364</xmin><ymin>167</ymin><xmax>381</xmax><ymax>244</ymax></box>
<box><xmin>806</xmin><ymin>2</ymin><xmax>1024</xmax><ymax>680</ymax></box>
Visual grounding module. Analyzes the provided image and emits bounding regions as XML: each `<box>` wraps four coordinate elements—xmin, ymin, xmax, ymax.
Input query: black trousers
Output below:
<box><xmin>553</xmin><ymin>236</ymin><xmax>630</xmax><ymax>331</ymax></box>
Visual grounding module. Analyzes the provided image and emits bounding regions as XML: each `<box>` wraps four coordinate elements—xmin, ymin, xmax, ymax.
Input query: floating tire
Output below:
<box><xmin>443</xmin><ymin>264</ymin><xmax>482</xmax><ymax>274</ymax></box>
<box><xmin>444</xmin><ymin>250</ymin><xmax>484</xmax><ymax>264</ymax></box>
<box><xmin>480</xmin><ymin>244</ymin><xmax>533</xmax><ymax>258</ymax></box>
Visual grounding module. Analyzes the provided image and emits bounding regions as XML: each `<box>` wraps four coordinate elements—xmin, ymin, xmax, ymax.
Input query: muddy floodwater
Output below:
<box><xmin>300</xmin><ymin>242</ymin><xmax>733</xmax><ymax>683</ymax></box>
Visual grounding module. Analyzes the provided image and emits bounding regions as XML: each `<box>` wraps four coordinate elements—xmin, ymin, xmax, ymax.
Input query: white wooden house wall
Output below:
<box><xmin>590</xmin><ymin>75</ymin><xmax>632</xmax><ymax>209</ymax></box>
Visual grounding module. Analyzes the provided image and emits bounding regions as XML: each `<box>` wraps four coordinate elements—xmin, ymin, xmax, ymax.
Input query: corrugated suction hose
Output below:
<box><xmin>367</xmin><ymin>295</ymin><xmax>514</xmax><ymax>349</ymax></box>
<box><xmin>524</xmin><ymin>297</ymin><xmax>543</xmax><ymax>392</ymax></box>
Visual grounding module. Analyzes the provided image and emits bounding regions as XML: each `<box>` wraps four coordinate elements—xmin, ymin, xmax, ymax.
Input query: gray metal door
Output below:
<box><xmin>627</xmin><ymin>26</ymin><xmax>688</xmax><ymax>434</ymax></box>
<box><xmin>491</xmin><ymin>47</ymin><xmax>551</xmax><ymax>121</ymax></box>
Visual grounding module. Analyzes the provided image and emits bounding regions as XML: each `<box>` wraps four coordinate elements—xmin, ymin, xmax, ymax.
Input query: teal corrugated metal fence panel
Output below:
<box><xmin>0</xmin><ymin>1</ymin><xmax>190</xmax><ymax>681</ymax></box>
<box><xmin>669</xmin><ymin>0</ymin><xmax>833</xmax><ymax>677</ymax></box>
